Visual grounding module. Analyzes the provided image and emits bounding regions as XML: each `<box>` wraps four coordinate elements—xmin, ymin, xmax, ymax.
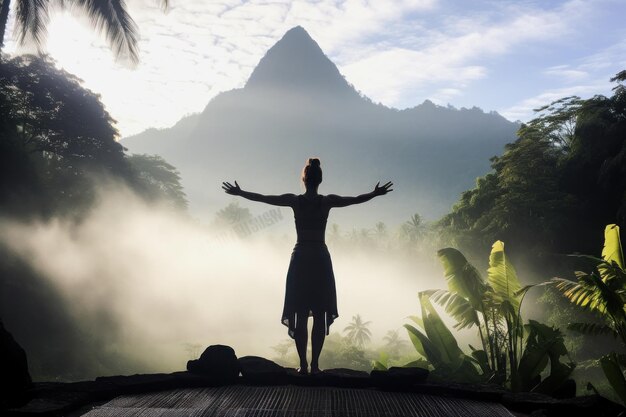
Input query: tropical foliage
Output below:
<box><xmin>439</xmin><ymin>72</ymin><xmax>626</xmax><ymax>265</ymax></box>
<box><xmin>541</xmin><ymin>224</ymin><xmax>626</xmax><ymax>404</ymax></box>
<box><xmin>404</xmin><ymin>292</ymin><xmax>482</xmax><ymax>382</ymax></box>
<box><xmin>406</xmin><ymin>241</ymin><xmax>575</xmax><ymax>393</ymax></box>
<box><xmin>0</xmin><ymin>54</ymin><xmax>186</xmax><ymax>217</ymax></box>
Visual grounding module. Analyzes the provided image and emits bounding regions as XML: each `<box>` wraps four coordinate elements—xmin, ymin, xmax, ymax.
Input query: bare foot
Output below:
<box><xmin>297</xmin><ymin>366</ymin><xmax>308</xmax><ymax>375</ymax></box>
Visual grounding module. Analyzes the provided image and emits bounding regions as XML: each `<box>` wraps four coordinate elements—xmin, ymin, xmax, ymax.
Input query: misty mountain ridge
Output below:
<box><xmin>123</xmin><ymin>26</ymin><xmax>519</xmax><ymax>227</ymax></box>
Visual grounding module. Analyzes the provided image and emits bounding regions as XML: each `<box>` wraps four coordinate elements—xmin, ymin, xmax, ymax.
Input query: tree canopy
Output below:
<box><xmin>0</xmin><ymin>54</ymin><xmax>185</xmax><ymax>216</ymax></box>
<box><xmin>439</xmin><ymin>72</ymin><xmax>626</xmax><ymax>267</ymax></box>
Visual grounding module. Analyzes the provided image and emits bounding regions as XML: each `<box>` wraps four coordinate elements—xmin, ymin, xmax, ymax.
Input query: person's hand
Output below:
<box><xmin>373</xmin><ymin>181</ymin><xmax>393</xmax><ymax>196</ymax></box>
<box><xmin>222</xmin><ymin>181</ymin><xmax>242</xmax><ymax>196</ymax></box>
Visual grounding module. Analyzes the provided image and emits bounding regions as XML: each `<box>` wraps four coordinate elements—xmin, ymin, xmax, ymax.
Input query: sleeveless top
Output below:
<box><xmin>294</xmin><ymin>195</ymin><xmax>328</xmax><ymax>242</ymax></box>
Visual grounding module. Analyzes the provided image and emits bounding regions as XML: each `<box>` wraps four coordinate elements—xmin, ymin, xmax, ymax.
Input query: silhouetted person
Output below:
<box><xmin>223</xmin><ymin>158</ymin><xmax>392</xmax><ymax>374</ymax></box>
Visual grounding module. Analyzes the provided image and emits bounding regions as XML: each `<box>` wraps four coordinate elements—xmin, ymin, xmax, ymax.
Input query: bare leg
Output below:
<box><xmin>294</xmin><ymin>311</ymin><xmax>309</xmax><ymax>374</ymax></box>
<box><xmin>311</xmin><ymin>312</ymin><xmax>326</xmax><ymax>374</ymax></box>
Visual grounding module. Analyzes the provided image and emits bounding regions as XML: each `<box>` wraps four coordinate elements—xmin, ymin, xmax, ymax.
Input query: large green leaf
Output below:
<box><xmin>372</xmin><ymin>351</ymin><xmax>389</xmax><ymax>371</ymax></box>
<box><xmin>420</xmin><ymin>293</ymin><xmax>465</xmax><ymax>371</ymax></box>
<box><xmin>403</xmin><ymin>324</ymin><xmax>427</xmax><ymax>359</ymax></box>
<box><xmin>403</xmin><ymin>358</ymin><xmax>430</xmax><ymax>369</ymax></box>
<box><xmin>404</xmin><ymin>323</ymin><xmax>440</xmax><ymax>365</ymax></box>
<box><xmin>487</xmin><ymin>241</ymin><xmax>522</xmax><ymax>313</ymax></box>
<box><xmin>517</xmin><ymin>320</ymin><xmax>573</xmax><ymax>393</ymax></box>
<box><xmin>437</xmin><ymin>248</ymin><xmax>488</xmax><ymax>311</ymax></box>
<box><xmin>600</xmin><ymin>352</ymin><xmax>626</xmax><ymax>406</ymax></box>
<box><xmin>516</xmin><ymin>343</ymin><xmax>549</xmax><ymax>391</ymax></box>
<box><xmin>602</xmin><ymin>224</ymin><xmax>624</xmax><ymax>270</ymax></box>
<box><xmin>407</xmin><ymin>315</ymin><xmax>424</xmax><ymax>329</ymax></box>
<box><xmin>533</xmin><ymin>361</ymin><xmax>575</xmax><ymax>395</ymax></box>
<box><xmin>469</xmin><ymin>346</ymin><xmax>492</xmax><ymax>375</ymax></box>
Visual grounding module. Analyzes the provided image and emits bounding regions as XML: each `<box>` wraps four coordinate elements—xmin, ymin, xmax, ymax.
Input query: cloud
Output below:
<box><xmin>500</xmin><ymin>82</ymin><xmax>608</xmax><ymax>122</ymax></box>
<box><xmin>339</xmin><ymin>0</ymin><xmax>594</xmax><ymax>109</ymax></box>
<box><xmin>3</xmin><ymin>0</ymin><xmax>622</xmax><ymax>134</ymax></box>
<box><xmin>544</xmin><ymin>65</ymin><xmax>589</xmax><ymax>82</ymax></box>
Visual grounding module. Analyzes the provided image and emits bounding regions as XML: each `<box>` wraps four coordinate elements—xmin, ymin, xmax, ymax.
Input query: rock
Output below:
<box><xmin>371</xmin><ymin>367</ymin><xmax>429</xmax><ymax>390</ymax></box>
<box><xmin>1</xmin><ymin>320</ymin><xmax>32</xmax><ymax>408</ymax></box>
<box><xmin>239</xmin><ymin>356</ymin><xmax>287</xmax><ymax>385</ymax></box>
<box><xmin>186</xmin><ymin>345</ymin><xmax>240</xmax><ymax>383</ymax></box>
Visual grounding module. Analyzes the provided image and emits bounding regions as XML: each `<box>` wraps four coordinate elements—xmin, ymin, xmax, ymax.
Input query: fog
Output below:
<box><xmin>0</xmin><ymin>182</ymin><xmax>452</xmax><ymax>377</ymax></box>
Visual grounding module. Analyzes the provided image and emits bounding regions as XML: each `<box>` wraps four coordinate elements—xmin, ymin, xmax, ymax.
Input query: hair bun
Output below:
<box><xmin>308</xmin><ymin>158</ymin><xmax>320</xmax><ymax>167</ymax></box>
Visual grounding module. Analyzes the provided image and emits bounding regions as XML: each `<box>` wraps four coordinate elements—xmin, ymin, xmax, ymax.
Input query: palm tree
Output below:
<box><xmin>402</xmin><ymin>213</ymin><xmax>426</xmax><ymax>243</ymax></box>
<box><xmin>343</xmin><ymin>314</ymin><xmax>372</xmax><ymax>348</ymax></box>
<box><xmin>0</xmin><ymin>0</ymin><xmax>168</xmax><ymax>64</ymax></box>
<box><xmin>383</xmin><ymin>329</ymin><xmax>408</xmax><ymax>358</ymax></box>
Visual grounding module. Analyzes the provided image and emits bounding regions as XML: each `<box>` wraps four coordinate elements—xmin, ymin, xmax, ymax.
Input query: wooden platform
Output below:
<box><xmin>82</xmin><ymin>385</ymin><xmax>515</xmax><ymax>417</ymax></box>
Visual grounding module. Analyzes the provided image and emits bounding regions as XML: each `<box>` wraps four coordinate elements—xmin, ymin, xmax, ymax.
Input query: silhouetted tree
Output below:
<box><xmin>213</xmin><ymin>201</ymin><xmax>252</xmax><ymax>227</ymax></box>
<box><xmin>0</xmin><ymin>54</ymin><xmax>132</xmax><ymax>215</ymax></box>
<box><xmin>271</xmin><ymin>339</ymin><xmax>293</xmax><ymax>362</ymax></box>
<box><xmin>374</xmin><ymin>221</ymin><xmax>387</xmax><ymax>239</ymax></box>
<box><xmin>401</xmin><ymin>213</ymin><xmax>426</xmax><ymax>243</ymax></box>
<box><xmin>439</xmin><ymin>70</ymin><xmax>626</xmax><ymax>263</ymax></box>
<box><xmin>343</xmin><ymin>314</ymin><xmax>372</xmax><ymax>349</ymax></box>
<box><xmin>128</xmin><ymin>153</ymin><xmax>187</xmax><ymax>210</ymax></box>
<box><xmin>383</xmin><ymin>329</ymin><xmax>408</xmax><ymax>358</ymax></box>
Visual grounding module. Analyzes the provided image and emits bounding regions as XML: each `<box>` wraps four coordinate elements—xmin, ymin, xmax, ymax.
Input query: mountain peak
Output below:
<box><xmin>282</xmin><ymin>25</ymin><xmax>312</xmax><ymax>40</ymax></box>
<box><xmin>244</xmin><ymin>26</ymin><xmax>356</xmax><ymax>97</ymax></box>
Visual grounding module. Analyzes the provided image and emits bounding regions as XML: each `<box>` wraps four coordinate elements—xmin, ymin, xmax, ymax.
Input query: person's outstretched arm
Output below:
<box><xmin>222</xmin><ymin>181</ymin><xmax>297</xmax><ymax>207</ymax></box>
<box><xmin>326</xmin><ymin>181</ymin><xmax>393</xmax><ymax>208</ymax></box>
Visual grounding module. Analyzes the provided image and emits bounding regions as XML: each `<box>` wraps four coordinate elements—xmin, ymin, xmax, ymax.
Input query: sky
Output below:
<box><xmin>4</xmin><ymin>0</ymin><xmax>626</xmax><ymax>137</ymax></box>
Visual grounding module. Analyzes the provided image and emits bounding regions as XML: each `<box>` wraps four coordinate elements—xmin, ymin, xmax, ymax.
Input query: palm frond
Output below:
<box><xmin>567</xmin><ymin>322</ymin><xmax>618</xmax><ymax>338</ymax></box>
<box><xmin>71</xmin><ymin>0</ymin><xmax>140</xmax><ymax>64</ymax></box>
<box><xmin>15</xmin><ymin>0</ymin><xmax>50</xmax><ymax>50</ymax></box>
<box><xmin>552</xmin><ymin>277</ymin><xmax>608</xmax><ymax>314</ymax></box>
<box><xmin>429</xmin><ymin>289</ymin><xmax>479</xmax><ymax>329</ymax></box>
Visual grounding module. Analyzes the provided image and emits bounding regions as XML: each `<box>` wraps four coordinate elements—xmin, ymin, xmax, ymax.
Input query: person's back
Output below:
<box><xmin>294</xmin><ymin>195</ymin><xmax>329</xmax><ymax>243</ymax></box>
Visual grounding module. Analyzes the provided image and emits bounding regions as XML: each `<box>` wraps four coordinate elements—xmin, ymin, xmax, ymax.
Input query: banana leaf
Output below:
<box><xmin>437</xmin><ymin>247</ymin><xmax>488</xmax><ymax>311</ymax></box>
<box><xmin>403</xmin><ymin>358</ymin><xmax>430</xmax><ymax>369</ymax></box>
<box><xmin>487</xmin><ymin>240</ymin><xmax>522</xmax><ymax>313</ymax></box>
<box><xmin>404</xmin><ymin>323</ymin><xmax>441</xmax><ymax>366</ymax></box>
<box><xmin>420</xmin><ymin>293</ymin><xmax>465</xmax><ymax>371</ymax></box>
<box><xmin>373</xmin><ymin>351</ymin><xmax>389</xmax><ymax>370</ymax></box>
<box><xmin>600</xmin><ymin>352</ymin><xmax>626</xmax><ymax>405</ymax></box>
<box><xmin>602</xmin><ymin>224</ymin><xmax>624</xmax><ymax>270</ymax></box>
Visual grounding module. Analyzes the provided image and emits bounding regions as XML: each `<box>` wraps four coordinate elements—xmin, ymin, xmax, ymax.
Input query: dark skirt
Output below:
<box><xmin>281</xmin><ymin>241</ymin><xmax>338</xmax><ymax>339</ymax></box>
